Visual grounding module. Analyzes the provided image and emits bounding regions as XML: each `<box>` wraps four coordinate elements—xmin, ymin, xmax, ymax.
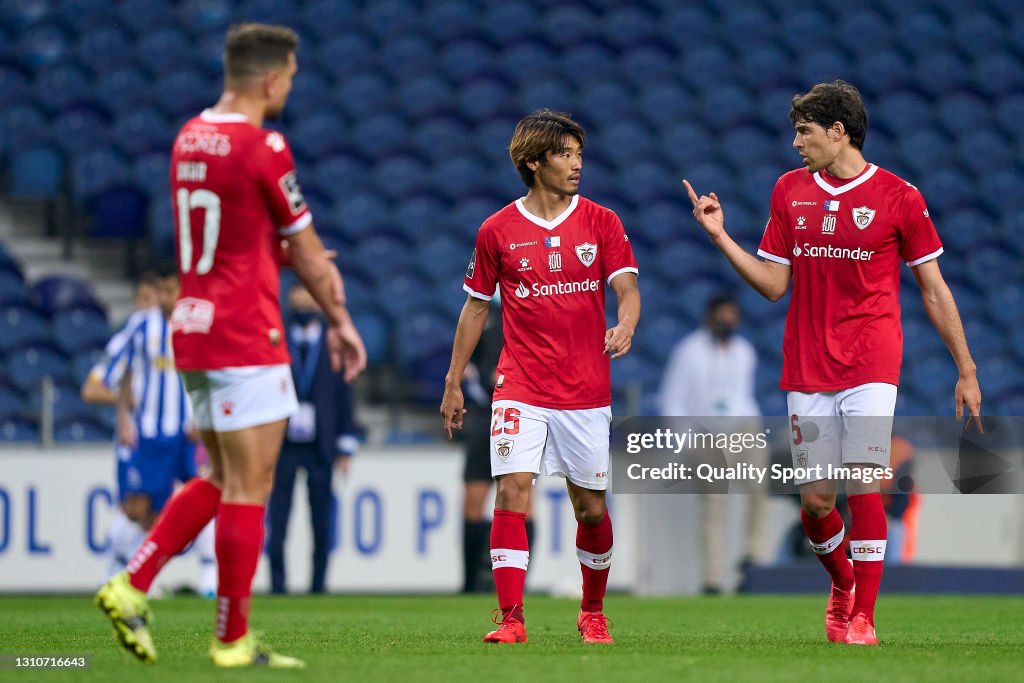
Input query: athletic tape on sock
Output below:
<box><xmin>850</xmin><ymin>539</ymin><xmax>887</xmax><ymax>561</ymax></box>
<box><xmin>808</xmin><ymin>527</ymin><xmax>845</xmax><ymax>555</ymax></box>
<box><xmin>491</xmin><ymin>548</ymin><xmax>530</xmax><ymax>570</ymax></box>
<box><xmin>576</xmin><ymin>547</ymin><xmax>613</xmax><ymax>570</ymax></box>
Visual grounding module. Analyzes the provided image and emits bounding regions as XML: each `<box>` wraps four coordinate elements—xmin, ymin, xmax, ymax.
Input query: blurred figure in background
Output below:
<box><xmin>659</xmin><ymin>293</ymin><xmax>770</xmax><ymax>593</ymax></box>
<box><xmin>81</xmin><ymin>262</ymin><xmax>214</xmax><ymax>596</ymax></box>
<box><xmin>266</xmin><ymin>284</ymin><xmax>359</xmax><ymax>594</ymax></box>
<box><xmin>881</xmin><ymin>435</ymin><xmax>918</xmax><ymax>565</ymax></box>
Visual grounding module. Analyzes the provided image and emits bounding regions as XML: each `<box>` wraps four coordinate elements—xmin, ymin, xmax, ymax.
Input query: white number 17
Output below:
<box><xmin>177</xmin><ymin>188</ymin><xmax>221</xmax><ymax>275</ymax></box>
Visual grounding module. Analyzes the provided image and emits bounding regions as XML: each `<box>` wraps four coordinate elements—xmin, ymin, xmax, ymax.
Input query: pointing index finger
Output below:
<box><xmin>682</xmin><ymin>179</ymin><xmax>699</xmax><ymax>208</ymax></box>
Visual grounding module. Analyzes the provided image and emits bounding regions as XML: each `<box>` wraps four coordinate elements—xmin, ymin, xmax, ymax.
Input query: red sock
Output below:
<box><xmin>577</xmin><ymin>511</ymin><xmax>613</xmax><ymax>613</ymax></box>
<box><xmin>490</xmin><ymin>509</ymin><xmax>528</xmax><ymax>623</ymax></box>
<box><xmin>215</xmin><ymin>503</ymin><xmax>265</xmax><ymax>643</ymax></box>
<box><xmin>848</xmin><ymin>493</ymin><xmax>887</xmax><ymax>621</ymax></box>
<box><xmin>801</xmin><ymin>507</ymin><xmax>854</xmax><ymax>591</ymax></box>
<box><xmin>127</xmin><ymin>478</ymin><xmax>221</xmax><ymax>593</ymax></box>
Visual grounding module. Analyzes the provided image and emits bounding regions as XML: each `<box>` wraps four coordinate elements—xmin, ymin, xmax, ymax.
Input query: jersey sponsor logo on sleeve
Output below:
<box><xmin>265</xmin><ymin>131</ymin><xmax>286</xmax><ymax>152</ymax></box>
<box><xmin>170</xmin><ymin>298</ymin><xmax>215</xmax><ymax>334</ymax></box>
<box><xmin>466</xmin><ymin>248</ymin><xmax>477</xmax><ymax>278</ymax></box>
<box><xmin>278</xmin><ymin>172</ymin><xmax>307</xmax><ymax>214</ymax></box>
<box><xmin>574</xmin><ymin>242</ymin><xmax>597</xmax><ymax>267</ymax></box>
<box><xmin>852</xmin><ymin>206</ymin><xmax>876</xmax><ymax>230</ymax></box>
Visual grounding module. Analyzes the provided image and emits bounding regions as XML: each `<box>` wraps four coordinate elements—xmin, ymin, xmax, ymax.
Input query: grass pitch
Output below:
<box><xmin>0</xmin><ymin>593</ymin><xmax>1021</xmax><ymax>682</ymax></box>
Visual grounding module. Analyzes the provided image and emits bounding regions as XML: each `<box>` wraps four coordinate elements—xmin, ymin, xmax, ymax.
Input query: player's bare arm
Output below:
<box><xmin>286</xmin><ymin>224</ymin><xmax>367</xmax><ymax>381</ymax></box>
<box><xmin>683</xmin><ymin>179</ymin><xmax>791</xmax><ymax>301</ymax></box>
<box><xmin>911</xmin><ymin>259</ymin><xmax>983</xmax><ymax>429</ymax></box>
<box><xmin>80</xmin><ymin>375</ymin><xmax>117</xmax><ymax>405</ymax></box>
<box><xmin>441</xmin><ymin>295</ymin><xmax>490</xmax><ymax>440</ymax></box>
<box><xmin>605</xmin><ymin>272</ymin><xmax>640</xmax><ymax>359</ymax></box>
<box><xmin>115</xmin><ymin>371</ymin><xmax>137</xmax><ymax>448</ymax></box>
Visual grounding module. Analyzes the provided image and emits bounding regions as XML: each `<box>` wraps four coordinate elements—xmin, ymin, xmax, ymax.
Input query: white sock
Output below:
<box><xmin>106</xmin><ymin>510</ymin><xmax>144</xmax><ymax>580</ymax></box>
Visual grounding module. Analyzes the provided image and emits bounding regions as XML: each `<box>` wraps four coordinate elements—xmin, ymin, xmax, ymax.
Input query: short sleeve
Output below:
<box><xmin>600</xmin><ymin>211</ymin><xmax>639</xmax><ymax>285</ymax></box>
<box><xmin>898</xmin><ymin>185</ymin><xmax>944</xmax><ymax>266</ymax></box>
<box><xmin>253</xmin><ymin>131</ymin><xmax>312</xmax><ymax>236</ymax></box>
<box><xmin>756</xmin><ymin>180</ymin><xmax>791</xmax><ymax>265</ymax></box>
<box><xmin>463</xmin><ymin>226</ymin><xmax>499</xmax><ymax>300</ymax></box>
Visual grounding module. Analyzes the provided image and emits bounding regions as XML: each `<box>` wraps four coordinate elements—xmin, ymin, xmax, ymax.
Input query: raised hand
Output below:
<box><xmin>683</xmin><ymin>179</ymin><xmax>725</xmax><ymax>241</ymax></box>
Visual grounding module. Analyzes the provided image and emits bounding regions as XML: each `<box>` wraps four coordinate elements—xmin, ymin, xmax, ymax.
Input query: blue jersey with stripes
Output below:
<box><xmin>91</xmin><ymin>307</ymin><xmax>192</xmax><ymax>439</ymax></box>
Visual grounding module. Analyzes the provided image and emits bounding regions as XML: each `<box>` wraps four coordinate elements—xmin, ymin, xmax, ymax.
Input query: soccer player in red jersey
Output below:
<box><xmin>95</xmin><ymin>24</ymin><xmax>366</xmax><ymax>668</ymax></box>
<box><xmin>684</xmin><ymin>81</ymin><xmax>982</xmax><ymax>645</ymax></box>
<box><xmin>441</xmin><ymin>110</ymin><xmax>641</xmax><ymax>645</ymax></box>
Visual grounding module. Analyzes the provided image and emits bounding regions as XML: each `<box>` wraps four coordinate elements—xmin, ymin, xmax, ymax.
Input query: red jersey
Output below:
<box><xmin>757</xmin><ymin>164</ymin><xmax>943</xmax><ymax>392</ymax></box>
<box><xmin>464</xmin><ymin>195</ymin><xmax>638</xmax><ymax>409</ymax></box>
<box><xmin>169</xmin><ymin>110</ymin><xmax>311</xmax><ymax>370</ymax></box>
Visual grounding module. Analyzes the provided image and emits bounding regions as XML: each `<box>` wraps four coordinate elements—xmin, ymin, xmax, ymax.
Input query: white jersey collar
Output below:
<box><xmin>199</xmin><ymin>109</ymin><xmax>251</xmax><ymax>124</ymax></box>
<box><xmin>515</xmin><ymin>194</ymin><xmax>579</xmax><ymax>230</ymax></box>
<box><xmin>813</xmin><ymin>164</ymin><xmax>877</xmax><ymax>196</ymax></box>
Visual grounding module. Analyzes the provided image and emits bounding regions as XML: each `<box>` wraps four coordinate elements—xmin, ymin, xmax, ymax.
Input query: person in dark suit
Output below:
<box><xmin>267</xmin><ymin>284</ymin><xmax>359</xmax><ymax>594</ymax></box>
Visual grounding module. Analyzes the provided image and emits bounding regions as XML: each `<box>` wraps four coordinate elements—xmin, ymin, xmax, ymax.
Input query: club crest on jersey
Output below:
<box><xmin>575</xmin><ymin>242</ymin><xmax>597</xmax><ymax>267</ymax></box>
<box><xmin>495</xmin><ymin>438</ymin><xmax>515</xmax><ymax>461</ymax></box>
<box><xmin>852</xmin><ymin>206</ymin><xmax>876</xmax><ymax>230</ymax></box>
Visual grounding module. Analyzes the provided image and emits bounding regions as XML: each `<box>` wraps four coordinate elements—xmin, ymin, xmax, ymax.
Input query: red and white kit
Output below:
<box><xmin>464</xmin><ymin>195</ymin><xmax>638</xmax><ymax>487</ymax></box>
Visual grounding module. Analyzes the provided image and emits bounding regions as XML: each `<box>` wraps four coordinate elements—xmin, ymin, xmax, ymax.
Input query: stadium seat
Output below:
<box><xmin>377</xmin><ymin>275</ymin><xmax>434</xmax><ymax>319</ymax></box>
<box><xmin>602</xmin><ymin>6</ymin><xmax>659</xmax><ymax>50</ymax></box>
<box><xmin>132</xmin><ymin>151</ymin><xmax>172</xmax><ymax>201</ymax></box>
<box><xmin>415</xmin><ymin>115</ymin><xmax>472</xmax><ymax>161</ymax></box>
<box><xmin>239</xmin><ymin>0</ymin><xmax>295</xmax><ymax>26</ymax></box>
<box><xmin>434</xmin><ymin>155</ymin><xmax>496</xmax><ymax>200</ymax></box>
<box><xmin>0</xmin><ymin>305</ymin><xmax>52</xmax><ymax>353</ymax></box>
<box><xmin>415</xmin><ymin>236</ymin><xmax>471</xmax><ymax>284</ymax></box>
<box><xmin>580</xmin><ymin>81</ymin><xmax>639</xmax><ymax>127</ymax></box>
<box><xmin>661</xmin><ymin>121</ymin><xmax>713</xmax><ymax>170</ymax></box>
<box><xmin>372</xmin><ymin>153</ymin><xmax>433</xmax><ymax>199</ymax></box>
<box><xmin>87</xmin><ymin>185</ymin><xmax>148</xmax><ymax>240</ymax></box>
<box><xmin>0</xmin><ymin>101</ymin><xmax>47</xmax><ymax>159</ymax></box>
<box><xmin>452</xmin><ymin>196</ymin><xmax>503</xmax><ymax>242</ymax></box>
<box><xmin>300</xmin><ymin>0</ymin><xmax>360</xmax><ymax>42</ymax></box>
<box><xmin>898</xmin><ymin>10</ymin><xmax>950</xmax><ymax>59</ymax></box>
<box><xmin>500</xmin><ymin>41</ymin><xmax>556</xmax><ymax>81</ymax></box>
<box><xmin>70</xmin><ymin>349</ymin><xmax>103</xmax><ymax>385</ymax></box>
<box><xmin>914</xmin><ymin>51</ymin><xmax>972</xmax><ymax>97</ymax></box>
<box><xmin>177</xmin><ymin>0</ymin><xmax>232</xmax><ymax>34</ymax></box>
<box><xmin>995</xmin><ymin>93</ymin><xmax>1024</xmax><ymax>136</ymax></box>
<box><xmin>397</xmin><ymin>75</ymin><xmax>456</xmax><ymax>121</ymax></box>
<box><xmin>0</xmin><ymin>382</ymin><xmax>26</xmax><ymax>420</ymax></box>
<box><xmin>5</xmin><ymin>344</ymin><xmax>70</xmax><ymax>392</ymax></box>
<box><xmin>31</xmin><ymin>276</ymin><xmax>98</xmax><ymax>316</ymax></box>
<box><xmin>136</xmin><ymin>28</ymin><xmax>193</xmax><ymax>75</ymax></box>
<box><xmin>29</xmin><ymin>380</ymin><xmax>94</xmax><ymax>423</ymax></box>
<box><xmin>836</xmin><ymin>9</ymin><xmax>892</xmax><ymax>59</ymax></box>
<box><xmin>699</xmin><ymin>84</ymin><xmax>758</xmax><ymax>129</ymax></box>
<box><xmin>459</xmin><ymin>77</ymin><xmax>514</xmax><ymax>121</ymax></box>
<box><xmin>290</xmin><ymin>111</ymin><xmax>349</xmax><ymax>160</ymax></box>
<box><xmin>936</xmin><ymin>92</ymin><xmax>990</xmax><ymax>138</ymax></box>
<box><xmin>639</xmin><ymin>83</ymin><xmax>693</xmax><ymax>130</ymax></box>
<box><xmin>114</xmin><ymin>108</ymin><xmax>173</xmax><ymax>158</ymax></box>
<box><xmin>7</xmin><ymin>147</ymin><xmax>64</xmax><ymax>200</ymax></box>
<box><xmin>542</xmin><ymin>5</ymin><xmax>600</xmax><ymax>44</ymax></box>
<box><xmin>978</xmin><ymin>170</ymin><xmax>1024</xmax><ymax>218</ymax></box>
<box><xmin>517</xmin><ymin>76</ymin><xmax>576</xmax><ymax>116</ymax></box>
<box><xmin>53</xmin><ymin>105</ymin><xmax>112</xmax><ymax>158</ymax></box>
<box><xmin>0</xmin><ymin>270</ymin><xmax>28</xmax><ymax>307</ymax></box>
<box><xmin>799</xmin><ymin>48</ymin><xmax>854</xmax><ymax>91</ymax></box>
<box><xmin>898</xmin><ymin>128</ymin><xmax>953</xmax><ymax>178</ymax></box>
<box><xmin>33</xmin><ymin>63</ymin><xmax>95</xmax><ymax>114</ymax></box>
<box><xmin>953</xmin><ymin>11</ymin><xmax>1008</xmax><ymax>55</ymax></box>
<box><xmin>330</xmin><ymin>192</ymin><xmax>396</xmax><ymax>243</ymax></box>
<box><xmin>0</xmin><ymin>418</ymin><xmax>40</xmax><ymax>442</ymax></box>
<box><xmin>318</xmin><ymin>33</ymin><xmax>377</xmax><ymax>78</ymax></box>
<box><xmin>96</xmin><ymin>68</ymin><xmax>155</xmax><ymax>114</ymax></box>
<box><xmin>394</xmin><ymin>309</ymin><xmax>454</xmax><ymax>367</ymax></box>
<box><xmin>483</xmin><ymin>3</ymin><xmax>535</xmax><ymax>46</ymax></box>
<box><xmin>364</xmin><ymin>0</ymin><xmax>423</xmax><ymax>41</ymax></box>
<box><xmin>51</xmin><ymin>305</ymin><xmax>110</xmax><ymax>355</ymax></box>
<box><xmin>75</xmin><ymin>24</ymin><xmax>134</xmax><ymax>75</ymax></box>
<box><xmin>17</xmin><ymin>21</ymin><xmax>70</xmax><ymax>67</ymax></box>
<box><xmin>54</xmin><ymin>417</ymin><xmax>111</xmax><ymax>442</ymax></box>
<box><xmin>115</xmin><ymin>1</ymin><xmax>177</xmax><ymax>35</ymax></box>
<box><xmin>971</xmin><ymin>52</ymin><xmax>1024</xmax><ymax>99</ymax></box>
<box><xmin>154</xmin><ymin>69</ymin><xmax>218</xmax><ymax>119</ymax></box>
<box><xmin>560</xmin><ymin>41</ymin><xmax>618</xmax><ymax>83</ymax></box>
<box><xmin>440</xmin><ymin>39</ymin><xmax>497</xmax><ymax>82</ymax></box>
<box><xmin>424</xmin><ymin>0</ymin><xmax>480</xmax><ymax>42</ymax></box>
<box><xmin>311</xmin><ymin>153</ymin><xmax>371</xmax><ymax>195</ymax></box>
<box><xmin>858</xmin><ymin>51</ymin><xmax>913</xmax><ymax>95</ymax></box>
<box><xmin>777</xmin><ymin>8</ymin><xmax>831</xmax><ymax>53</ymax></box>
<box><xmin>332</xmin><ymin>71</ymin><xmax>393</xmax><ymax>119</ymax></box>
<box><xmin>682</xmin><ymin>46</ymin><xmax>735</xmax><ymax>89</ymax></box>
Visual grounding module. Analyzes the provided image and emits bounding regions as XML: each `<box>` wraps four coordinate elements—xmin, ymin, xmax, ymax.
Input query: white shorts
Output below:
<box><xmin>181</xmin><ymin>364</ymin><xmax>299</xmax><ymax>432</ymax></box>
<box><xmin>489</xmin><ymin>399</ymin><xmax>612</xmax><ymax>491</ymax></box>
<box><xmin>787</xmin><ymin>383</ymin><xmax>898</xmax><ymax>485</ymax></box>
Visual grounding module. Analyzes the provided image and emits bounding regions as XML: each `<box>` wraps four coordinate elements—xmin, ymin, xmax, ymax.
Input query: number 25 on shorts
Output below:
<box><xmin>491</xmin><ymin>407</ymin><xmax>521</xmax><ymax>436</ymax></box>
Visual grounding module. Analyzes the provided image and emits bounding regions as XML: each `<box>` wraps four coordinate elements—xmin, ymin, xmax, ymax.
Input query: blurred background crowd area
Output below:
<box><xmin>1</xmin><ymin>0</ymin><xmax>1023</xmax><ymax>444</ymax></box>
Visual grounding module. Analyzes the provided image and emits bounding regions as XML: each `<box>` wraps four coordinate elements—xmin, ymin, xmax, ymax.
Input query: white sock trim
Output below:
<box><xmin>850</xmin><ymin>539</ymin><xmax>887</xmax><ymax>561</ymax></box>
<box><xmin>491</xmin><ymin>548</ymin><xmax>529</xmax><ymax>571</ymax></box>
<box><xmin>808</xmin><ymin>527</ymin><xmax>845</xmax><ymax>555</ymax></box>
<box><xmin>576</xmin><ymin>547</ymin><xmax>613</xmax><ymax>570</ymax></box>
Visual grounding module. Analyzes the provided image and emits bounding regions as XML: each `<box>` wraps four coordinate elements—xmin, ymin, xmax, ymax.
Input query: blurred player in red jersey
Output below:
<box><xmin>95</xmin><ymin>24</ymin><xmax>366</xmax><ymax>668</ymax></box>
<box><xmin>441</xmin><ymin>111</ymin><xmax>641</xmax><ymax>645</ymax></box>
<box><xmin>684</xmin><ymin>80</ymin><xmax>982</xmax><ymax>645</ymax></box>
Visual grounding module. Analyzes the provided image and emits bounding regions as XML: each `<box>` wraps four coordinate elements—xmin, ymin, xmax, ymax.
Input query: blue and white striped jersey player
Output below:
<box><xmin>82</xmin><ymin>264</ymin><xmax>214</xmax><ymax>592</ymax></box>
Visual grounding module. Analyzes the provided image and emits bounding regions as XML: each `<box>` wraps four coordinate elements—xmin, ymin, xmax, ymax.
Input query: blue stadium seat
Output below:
<box><xmin>978</xmin><ymin>169</ymin><xmax>1024</xmax><ymax>217</ymax></box>
<box><xmin>5</xmin><ymin>0</ymin><xmax>50</xmax><ymax>29</ymax></box>
<box><xmin>375</xmin><ymin>34</ymin><xmax>436</xmax><ymax>80</ymax></box>
<box><xmin>954</xmin><ymin>11</ymin><xmax>1008</xmax><ymax>54</ymax></box>
<box><xmin>0</xmin><ymin>66</ymin><xmax>32</xmax><ymax>115</ymax></box>
<box><xmin>459</xmin><ymin>78</ymin><xmax>514</xmax><ymax>121</ymax></box>
<box><xmin>0</xmin><ymin>269</ymin><xmax>28</xmax><ymax>307</ymax></box>
<box><xmin>639</xmin><ymin>83</ymin><xmax>693</xmax><ymax>130</ymax></box>
<box><xmin>132</xmin><ymin>151</ymin><xmax>171</xmax><ymax>200</ymax></box>
<box><xmin>33</xmin><ymin>63</ymin><xmax>95</xmax><ymax>114</ymax></box>
<box><xmin>70</xmin><ymin>149</ymin><xmax>129</xmax><ymax>204</ymax></box>
<box><xmin>329</xmin><ymin>193</ymin><xmax>394</xmax><ymax>242</ymax></box>
<box><xmin>799</xmin><ymin>48</ymin><xmax>854</xmax><ymax>91</ymax></box>
<box><xmin>155</xmin><ymin>69</ymin><xmax>218</xmax><ymax>118</ymax></box>
<box><xmin>0</xmin><ymin>382</ymin><xmax>26</xmax><ymax>420</ymax></box>
<box><xmin>397</xmin><ymin>75</ymin><xmax>456</xmax><ymax>121</ymax></box>
<box><xmin>682</xmin><ymin>46</ymin><xmax>734</xmax><ymax>89</ymax></box>
<box><xmin>620</xmin><ymin>161</ymin><xmax>679</xmax><ymax>205</ymax></box>
<box><xmin>31</xmin><ymin>276</ymin><xmax>98</xmax><ymax>316</ymax></box>
<box><xmin>580</xmin><ymin>81</ymin><xmax>638</xmax><ymax>126</ymax></box>
<box><xmin>51</xmin><ymin>305</ymin><xmax>110</xmax><ymax>354</ymax></box>
<box><xmin>364</xmin><ymin>0</ymin><xmax>422</xmax><ymax>40</ymax></box>
<box><xmin>874</xmin><ymin>91</ymin><xmax>933</xmax><ymax>135</ymax></box>
<box><xmin>136</xmin><ymin>28</ymin><xmax>193</xmax><ymax>75</ymax></box>
<box><xmin>55</xmin><ymin>417</ymin><xmax>111</xmax><ymax>442</ymax></box>
<box><xmin>441</xmin><ymin>39</ymin><xmax>496</xmax><ymax>81</ymax></box>
<box><xmin>312</xmin><ymin>153</ymin><xmax>371</xmax><ymax>195</ymax></box>
<box><xmin>240</xmin><ymin>0</ymin><xmax>295</xmax><ymax>26</ymax></box>
<box><xmin>377</xmin><ymin>274</ymin><xmax>434</xmax><ymax>318</ymax></box>
<box><xmin>434</xmin><ymin>155</ymin><xmax>495</xmax><ymax>199</ymax></box>
<box><xmin>777</xmin><ymin>8</ymin><xmax>831</xmax><ymax>53</ymax></box>
<box><xmin>483</xmin><ymin>3</ymin><xmax>535</xmax><ymax>46</ymax></box>
<box><xmin>96</xmin><ymin>68</ymin><xmax>155</xmax><ymax>114</ymax></box>
<box><xmin>897</xmin><ymin>128</ymin><xmax>953</xmax><ymax>178</ymax></box>
<box><xmin>76</xmin><ymin>24</ymin><xmax>134</xmax><ymax>75</ymax></box>
<box><xmin>936</xmin><ymin>92</ymin><xmax>990</xmax><ymax>138</ymax></box>
<box><xmin>602</xmin><ymin>6</ymin><xmax>659</xmax><ymax>50</ymax></box>
<box><xmin>956</xmin><ymin>131</ymin><xmax>1011</xmax><ymax>178</ymax></box>
<box><xmin>7</xmin><ymin>147</ymin><xmax>64</xmax><ymax>200</ymax></box>
<box><xmin>54</xmin><ymin>106</ymin><xmax>112</xmax><ymax>157</ymax></box>
<box><xmin>17</xmin><ymin>21</ymin><xmax>70</xmax><ymax>67</ymax></box>
<box><xmin>29</xmin><ymin>380</ymin><xmax>93</xmax><ymax>422</ymax></box>
<box><xmin>836</xmin><ymin>9</ymin><xmax>892</xmax><ymax>59</ymax></box>
<box><xmin>0</xmin><ymin>418</ymin><xmax>40</xmax><ymax>442</ymax></box>
<box><xmin>858</xmin><ymin>51</ymin><xmax>913</xmax><ymax>95</ymax></box>
<box><xmin>88</xmin><ymin>185</ymin><xmax>148</xmax><ymax>240</ymax></box>
<box><xmin>914</xmin><ymin>51</ymin><xmax>972</xmax><ymax>97</ymax></box>
<box><xmin>971</xmin><ymin>52</ymin><xmax>1024</xmax><ymax>99</ymax></box>
<box><xmin>178</xmin><ymin>0</ymin><xmax>232</xmax><ymax>34</ymax></box>
<box><xmin>0</xmin><ymin>305</ymin><xmax>52</xmax><ymax>352</ymax></box>
<box><xmin>290</xmin><ymin>111</ymin><xmax>349</xmax><ymax>160</ymax></box>
<box><xmin>699</xmin><ymin>84</ymin><xmax>757</xmax><ymax>128</ymax></box>
<box><xmin>452</xmin><ymin>197</ymin><xmax>502</xmax><ymax>242</ymax></box>
<box><xmin>415</xmin><ymin>236</ymin><xmax>471</xmax><ymax>283</ymax></box>
<box><xmin>424</xmin><ymin>0</ymin><xmax>480</xmax><ymax>42</ymax></box>
<box><xmin>396</xmin><ymin>195</ymin><xmax>449</xmax><ymax>244</ymax></box>
<box><xmin>898</xmin><ymin>10</ymin><xmax>950</xmax><ymax>58</ymax></box>
<box><xmin>318</xmin><ymin>33</ymin><xmax>377</xmax><ymax>78</ymax></box>
<box><xmin>561</xmin><ymin>41</ymin><xmax>618</xmax><ymax>82</ymax></box>
<box><xmin>661</xmin><ymin>121</ymin><xmax>713</xmax><ymax>170</ymax></box>
<box><xmin>736</xmin><ymin>44</ymin><xmax>794</xmax><ymax>92</ymax></box>
<box><xmin>517</xmin><ymin>77</ymin><xmax>575</xmax><ymax>115</ymax></box>
<box><xmin>721</xmin><ymin>5</ymin><xmax>777</xmax><ymax>47</ymax></box>
<box><xmin>284</xmin><ymin>67</ymin><xmax>332</xmax><ymax>121</ymax></box>
<box><xmin>995</xmin><ymin>93</ymin><xmax>1024</xmax><ymax>137</ymax></box>
<box><xmin>5</xmin><ymin>344</ymin><xmax>70</xmax><ymax>392</ymax></box>
<box><xmin>500</xmin><ymin>41</ymin><xmax>556</xmax><ymax>81</ymax></box>
<box><xmin>114</xmin><ymin>108</ymin><xmax>173</xmax><ymax>158</ymax></box>
<box><xmin>412</xmin><ymin>115</ymin><xmax>470</xmax><ymax>157</ymax></box>
<box><xmin>300</xmin><ymin>0</ymin><xmax>360</xmax><ymax>42</ymax></box>
<box><xmin>332</xmin><ymin>71</ymin><xmax>393</xmax><ymax>118</ymax></box>
<box><xmin>394</xmin><ymin>309</ymin><xmax>453</xmax><ymax>366</ymax></box>
<box><xmin>635</xmin><ymin>199</ymin><xmax>688</xmax><ymax>247</ymax></box>
<box><xmin>71</xmin><ymin>349</ymin><xmax>103</xmax><ymax>384</ymax></box>
<box><xmin>542</xmin><ymin>5</ymin><xmax>600</xmax><ymax>44</ymax></box>
<box><xmin>116</xmin><ymin>1</ymin><xmax>177</xmax><ymax>35</ymax></box>
<box><xmin>149</xmin><ymin>201</ymin><xmax>176</xmax><ymax>257</ymax></box>
<box><xmin>372</xmin><ymin>153</ymin><xmax>432</xmax><ymax>199</ymax></box>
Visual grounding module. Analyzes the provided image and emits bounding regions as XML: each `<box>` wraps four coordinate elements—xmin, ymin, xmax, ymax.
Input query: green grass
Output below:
<box><xmin>0</xmin><ymin>594</ymin><xmax>1021</xmax><ymax>682</ymax></box>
